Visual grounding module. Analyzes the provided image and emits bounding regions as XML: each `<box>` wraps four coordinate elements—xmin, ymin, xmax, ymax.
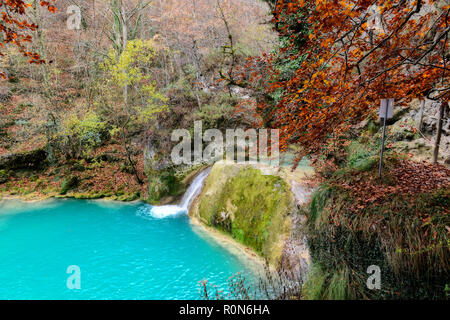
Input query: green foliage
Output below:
<box><xmin>195</xmin><ymin>93</ymin><xmax>238</xmax><ymax>129</ymax></box>
<box><xmin>347</xmin><ymin>141</ymin><xmax>379</xmax><ymax>171</ymax></box>
<box><xmin>59</xmin><ymin>111</ymin><xmax>107</xmax><ymax>158</ymax></box>
<box><xmin>63</xmin><ymin>111</ymin><xmax>107</xmax><ymax>147</ymax></box>
<box><xmin>14</xmin><ymin>102</ymin><xmax>32</xmax><ymax>114</ymax></box>
<box><xmin>367</xmin><ymin>119</ymin><xmax>379</xmax><ymax>135</ymax></box>
<box><xmin>309</xmin><ymin>184</ymin><xmax>332</xmax><ymax>224</ymax></box>
<box><xmin>195</xmin><ymin>165</ymin><xmax>292</xmax><ymax>264</ymax></box>
<box><xmin>147</xmin><ymin>169</ymin><xmax>182</xmax><ymax>203</ymax></box>
<box><xmin>100</xmin><ymin>39</ymin><xmax>168</xmax><ymax>126</ymax></box>
<box><xmin>0</xmin><ymin>170</ymin><xmax>8</xmax><ymax>183</ymax></box>
<box><xmin>263</xmin><ymin>6</ymin><xmax>310</xmax><ymax>107</ymax></box>
<box><xmin>59</xmin><ymin>175</ymin><xmax>80</xmax><ymax>194</ymax></box>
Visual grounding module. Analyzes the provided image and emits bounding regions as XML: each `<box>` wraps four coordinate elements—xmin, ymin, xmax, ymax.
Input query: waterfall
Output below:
<box><xmin>179</xmin><ymin>168</ymin><xmax>211</xmax><ymax>210</ymax></box>
<box><xmin>147</xmin><ymin>168</ymin><xmax>211</xmax><ymax>218</ymax></box>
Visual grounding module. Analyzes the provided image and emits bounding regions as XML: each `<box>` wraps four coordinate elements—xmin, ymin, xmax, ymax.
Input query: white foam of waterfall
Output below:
<box><xmin>147</xmin><ymin>168</ymin><xmax>211</xmax><ymax>218</ymax></box>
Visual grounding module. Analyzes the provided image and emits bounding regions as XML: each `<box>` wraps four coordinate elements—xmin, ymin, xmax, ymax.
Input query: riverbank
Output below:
<box><xmin>189</xmin><ymin>215</ymin><xmax>268</xmax><ymax>273</ymax></box>
<box><xmin>1</xmin><ymin>160</ymin><xmax>315</xmax><ymax>284</ymax></box>
<box><xmin>0</xmin><ymin>162</ymin><xmax>209</xmax><ymax>205</ymax></box>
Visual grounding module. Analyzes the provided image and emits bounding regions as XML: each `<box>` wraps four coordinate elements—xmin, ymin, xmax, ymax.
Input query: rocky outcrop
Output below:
<box><xmin>189</xmin><ymin>160</ymin><xmax>293</xmax><ymax>265</ymax></box>
<box><xmin>0</xmin><ymin>148</ymin><xmax>47</xmax><ymax>171</ymax></box>
<box><xmin>190</xmin><ymin>160</ymin><xmax>313</xmax><ymax>269</ymax></box>
<box><xmin>391</xmin><ymin>100</ymin><xmax>450</xmax><ymax>164</ymax></box>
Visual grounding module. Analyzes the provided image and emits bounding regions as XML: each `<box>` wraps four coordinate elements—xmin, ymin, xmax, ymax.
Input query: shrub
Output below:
<box><xmin>147</xmin><ymin>169</ymin><xmax>182</xmax><ymax>203</ymax></box>
<box><xmin>304</xmin><ymin>160</ymin><xmax>450</xmax><ymax>299</ymax></box>
<box><xmin>0</xmin><ymin>170</ymin><xmax>8</xmax><ymax>184</ymax></box>
<box><xmin>60</xmin><ymin>111</ymin><xmax>108</xmax><ymax>159</ymax></box>
<box><xmin>60</xmin><ymin>176</ymin><xmax>80</xmax><ymax>194</ymax></box>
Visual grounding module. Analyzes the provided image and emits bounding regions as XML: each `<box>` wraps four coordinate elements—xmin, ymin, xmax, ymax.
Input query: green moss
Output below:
<box><xmin>118</xmin><ymin>192</ymin><xmax>140</xmax><ymax>201</ymax></box>
<box><xmin>147</xmin><ymin>168</ymin><xmax>183</xmax><ymax>203</ymax></box>
<box><xmin>347</xmin><ymin>141</ymin><xmax>379</xmax><ymax>171</ymax></box>
<box><xmin>192</xmin><ymin>162</ymin><xmax>293</xmax><ymax>265</ymax></box>
<box><xmin>0</xmin><ymin>170</ymin><xmax>8</xmax><ymax>184</ymax></box>
<box><xmin>59</xmin><ymin>176</ymin><xmax>80</xmax><ymax>194</ymax></box>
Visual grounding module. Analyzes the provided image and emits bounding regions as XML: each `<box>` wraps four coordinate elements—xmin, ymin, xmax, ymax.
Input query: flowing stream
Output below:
<box><xmin>147</xmin><ymin>168</ymin><xmax>211</xmax><ymax>219</ymax></box>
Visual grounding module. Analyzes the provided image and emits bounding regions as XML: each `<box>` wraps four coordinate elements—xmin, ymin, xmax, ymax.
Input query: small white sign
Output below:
<box><xmin>379</xmin><ymin>99</ymin><xmax>394</xmax><ymax>119</ymax></box>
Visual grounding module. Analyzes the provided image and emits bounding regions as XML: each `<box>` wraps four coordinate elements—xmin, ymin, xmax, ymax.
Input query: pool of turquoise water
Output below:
<box><xmin>0</xmin><ymin>199</ymin><xmax>256</xmax><ymax>299</ymax></box>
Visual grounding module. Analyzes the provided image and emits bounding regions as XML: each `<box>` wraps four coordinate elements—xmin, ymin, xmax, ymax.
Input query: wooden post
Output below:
<box><xmin>433</xmin><ymin>101</ymin><xmax>446</xmax><ymax>164</ymax></box>
<box><xmin>379</xmin><ymin>101</ymin><xmax>389</xmax><ymax>178</ymax></box>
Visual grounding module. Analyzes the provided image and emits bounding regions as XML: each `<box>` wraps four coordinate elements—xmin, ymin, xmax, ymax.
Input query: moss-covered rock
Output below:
<box><xmin>190</xmin><ymin>161</ymin><xmax>294</xmax><ymax>265</ymax></box>
<box><xmin>0</xmin><ymin>148</ymin><xmax>47</xmax><ymax>170</ymax></box>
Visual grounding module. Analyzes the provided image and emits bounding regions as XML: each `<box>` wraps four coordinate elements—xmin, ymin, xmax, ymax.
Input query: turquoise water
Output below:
<box><xmin>0</xmin><ymin>199</ymin><xmax>256</xmax><ymax>300</ymax></box>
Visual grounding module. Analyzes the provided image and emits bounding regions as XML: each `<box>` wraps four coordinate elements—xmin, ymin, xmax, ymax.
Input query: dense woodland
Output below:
<box><xmin>0</xmin><ymin>0</ymin><xmax>276</xmax><ymax>199</ymax></box>
<box><xmin>0</xmin><ymin>0</ymin><xmax>449</xmax><ymax>299</ymax></box>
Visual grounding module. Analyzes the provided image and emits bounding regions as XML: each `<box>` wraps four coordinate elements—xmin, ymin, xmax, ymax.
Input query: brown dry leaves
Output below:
<box><xmin>334</xmin><ymin>159</ymin><xmax>449</xmax><ymax>213</ymax></box>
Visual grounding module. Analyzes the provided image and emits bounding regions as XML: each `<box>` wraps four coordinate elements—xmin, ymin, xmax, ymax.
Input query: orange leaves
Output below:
<box><xmin>47</xmin><ymin>5</ymin><xmax>57</xmax><ymax>13</ymax></box>
<box><xmin>250</xmin><ymin>0</ymin><xmax>450</xmax><ymax>161</ymax></box>
<box><xmin>0</xmin><ymin>0</ymin><xmax>55</xmax><ymax>76</ymax></box>
<box><xmin>320</xmin><ymin>37</ymin><xmax>333</xmax><ymax>48</ymax></box>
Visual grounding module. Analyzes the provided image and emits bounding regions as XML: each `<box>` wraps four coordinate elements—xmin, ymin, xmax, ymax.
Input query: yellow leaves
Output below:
<box><xmin>99</xmin><ymin>39</ymin><xmax>168</xmax><ymax>124</ymax></box>
<box><xmin>102</xmin><ymin>39</ymin><xmax>156</xmax><ymax>86</ymax></box>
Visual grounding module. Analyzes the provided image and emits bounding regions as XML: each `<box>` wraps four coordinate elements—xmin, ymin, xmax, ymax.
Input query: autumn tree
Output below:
<box><xmin>97</xmin><ymin>39</ymin><xmax>168</xmax><ymax>183</ymax></box>
<box><xmin>0</xmin><ymin>0</ymin><xmax>56</xmax><ymax>78</ymax></box>
<box><xmin>252</xmin><ymin>0</ymin><xmax>449</xmax><ymax>165</ymax></box>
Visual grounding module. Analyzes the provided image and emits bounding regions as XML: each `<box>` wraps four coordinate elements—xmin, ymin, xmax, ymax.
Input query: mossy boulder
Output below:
<box><xmin>389</xmin><ymin>118</ymin><xmax>417</xmax><ymax>141</ymax></box>
<box><xmin>190</xmin><ymin>161</ymin><xmax>294</xmax><ymax>265</ymax></box>
<box><xmin>0</xmin><ymin>148</ymin><xmax>47</xmax><ymax>170</ymax></box>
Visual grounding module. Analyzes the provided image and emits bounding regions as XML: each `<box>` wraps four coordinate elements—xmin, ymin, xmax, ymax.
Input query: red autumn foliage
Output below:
<box><xmin>331</xmin><ymin>159</ymin><xmax>450</xmax><ymax>213</ymax></box>
<box><xmin>0</xmin><ymin>0</ymin><xmax>56</xmax><ymax>77</ymax></box>
<box><xmin>247</xmin><ymin>0</ymin><xmax>449</xmax><ymax>164</ymax></box>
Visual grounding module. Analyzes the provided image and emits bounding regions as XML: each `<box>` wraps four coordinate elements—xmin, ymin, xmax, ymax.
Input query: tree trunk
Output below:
<box><xmin>121</xmin><ymin>125</ymin><xmax>143</xmax><ymax>185</ymax></box>
<box><xmin>432</xmin><ymin>101</ymin><xmax>446</xmax><ymax>164</ymax></box>
<box><xmin>417</xmin><ymin>99</ymin><xmax>425</xmax><ymax>132</ymax></box>
<box><xmin>121</xmin><ymin>5</ymin><xmax>129</xmax><ymax>107</ymax></box>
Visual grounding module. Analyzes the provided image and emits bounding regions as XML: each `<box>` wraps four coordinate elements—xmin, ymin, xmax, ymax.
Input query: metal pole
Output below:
<box><xmin>379</xmin><ymin>101</ymin><xmax>388</xmax><ymax>178</ymax></box>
